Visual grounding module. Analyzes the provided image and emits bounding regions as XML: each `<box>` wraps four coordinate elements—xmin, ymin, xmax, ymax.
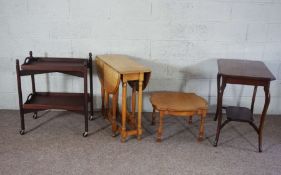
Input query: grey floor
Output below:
<box><xmin>0</xmin><ymin>110</ymin><xmax>281</xmax><ymax>175</ymax></box>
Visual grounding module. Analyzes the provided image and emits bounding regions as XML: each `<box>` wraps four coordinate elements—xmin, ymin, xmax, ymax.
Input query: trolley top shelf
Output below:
<box><xmin>21</xmin><ymin>57</ymin><xmax>89</xmax><ymax>72</ymax></box>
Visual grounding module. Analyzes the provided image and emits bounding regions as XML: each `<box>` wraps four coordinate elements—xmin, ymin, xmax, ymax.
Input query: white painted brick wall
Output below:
<box><xmin>0</xmin><ymin>0</ymin><xmax>280</xmax><ymax>114</ymax></box>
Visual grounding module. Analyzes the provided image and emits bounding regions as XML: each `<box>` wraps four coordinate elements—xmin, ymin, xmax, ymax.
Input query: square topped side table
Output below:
<box><xmin>214</xmin><ymin>59</ymin><xmax>276</xmax><ymax>152</ymax></box>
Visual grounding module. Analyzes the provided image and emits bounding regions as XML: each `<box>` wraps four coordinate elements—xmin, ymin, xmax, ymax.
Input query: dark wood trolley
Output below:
<box><xmin>16</xmin><ymin>51</ymin><xmax>94</xmax><ymax>137</ymax></box>
<box><xmin>213</xmin><ymin>59</ymin><xmax>276</xmax><ymax>152</ymax></box>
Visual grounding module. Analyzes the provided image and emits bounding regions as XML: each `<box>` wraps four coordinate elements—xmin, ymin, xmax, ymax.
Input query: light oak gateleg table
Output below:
<box><xmin>96</xmin><ymin>55</ymin><xmax>151</xmax><ymax>142</ymax></box>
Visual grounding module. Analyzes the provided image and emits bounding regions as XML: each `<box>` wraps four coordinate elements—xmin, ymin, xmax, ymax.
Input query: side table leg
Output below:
<box><xmin>214</xmin><ymin>81</ymin><xmax>226</xmax><ymax>146</ymax></box>
<box><xmin>121</xmin><ymin>81</ymin><xmax>127</xmax><ymax>143</ymax></box>
<box><xmin>258</xmin><ymin>84</ymin><xmax>270</xmax><ymax>152</ymax></box>
<box><xmin>214</xmin><ymin>73</ymin><xmax>221</xmax><ymax>121</ymax></box>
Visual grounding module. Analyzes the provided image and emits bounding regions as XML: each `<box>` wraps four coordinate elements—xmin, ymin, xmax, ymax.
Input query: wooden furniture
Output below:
<box><xmin>96</xmin><ymin>54</ymin><xmax>151</xmax><ymax>142</ymax></box>
<box><xmin>214</xmin><ymin>59</ymin><xmax>276</xmax><ymax>152</ymax></box>
<box><xmin>16</xmin><ymin>51</ymin><xmax>94</xmax><ymax>137</ymax></box>
<box><xmin>150</xmin><ymin>92</ymin><xmax>208</xmax><ymax>142</ymax></box>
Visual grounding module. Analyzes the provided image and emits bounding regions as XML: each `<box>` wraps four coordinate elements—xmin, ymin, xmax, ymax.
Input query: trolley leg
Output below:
<box><xmin>16</xmin><ymin>60</ymin><xmax>25</xmax><ymax>135</ymax></box>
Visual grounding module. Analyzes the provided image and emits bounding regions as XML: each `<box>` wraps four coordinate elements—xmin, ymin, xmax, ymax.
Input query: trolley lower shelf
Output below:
<box><xmin>23</xmin><ymin>92</ymin><xmax>90</xmax><ymax>112</ymax></box>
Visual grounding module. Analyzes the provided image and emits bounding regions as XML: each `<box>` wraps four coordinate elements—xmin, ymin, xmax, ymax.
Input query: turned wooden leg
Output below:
<box><xmin>131</xmin><ymin>82</ymin><xmax>136</xmax><ymax>121</ymax></box>
<box><xmin>137</xmin><ymin>80</ymin><xmax>143</xmax><ymax>140</ymax></box>
<box><xmin>157</xmin><ymin>111</ymin><xmax>164</xmax><ymax>142</ymax></box>
<box><xmin>151</xmin><ymin>107</ymin><xmax>156</xmax><ymax>125</ymax></box>
<box><xmin>198</xmin><ymin>112</ymin><xmax>206</xmax><ymax>142</ymax></box>
<box><xmin>121</xmin><ymin>81</ymin><xmax>127</xmax><ymax>143</ymax></box>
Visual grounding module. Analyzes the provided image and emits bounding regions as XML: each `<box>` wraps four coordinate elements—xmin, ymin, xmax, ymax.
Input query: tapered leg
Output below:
<box><xmin>258</xmin><ymin>84</ymin><xmax>270</xmax><ymax>152</ymax></box>
<box><xmin>214</xmin><ymin>80</ymin><xmax>226</xmax><ymax>146</ymax></box>
<box><xmin>121</xmin><ymin>81</ymin><xmax>127</xmax><ymax>143</ymax></box>
<box><xmin>214</xmin><ymin>73</ymin><xmax>221</xmax><ymax>121</ymax></box>
<box><xmin>151</xmin><ymin>107</ymin><xmax>156</xmax><ymax>125</ymax></box>
<box><xmin>157</xmin><ymin>111</ymin><xmax>164</xmax><ymax>142</ymax></box>
<box><xmin>198</xmin><ymin>112</ymin><xmax>206</xmax><ymax>141</ymax></box>
<box><xmin>137</xmin><ymin>80</ymin><xmax>143</xmax><ymax>140</ymax></box>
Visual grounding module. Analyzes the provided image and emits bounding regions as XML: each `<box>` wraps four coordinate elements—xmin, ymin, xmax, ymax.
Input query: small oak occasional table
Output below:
<box><xmin>150</xmin><ymin>92</ymin><xmax>208</xmax><ymax>142</ymax></box>
<box><xmin>96</xmin><ymin>55</ymin><xmax>151</xmax><ymax>142</ymax></box>
<box><xmin>214</xmin><ymin>59</ymin><xmax>276</xmax><ymax>152</ymax></box>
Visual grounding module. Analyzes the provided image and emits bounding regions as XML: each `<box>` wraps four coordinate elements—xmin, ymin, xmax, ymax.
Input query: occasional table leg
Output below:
<box><xmin>157</xmin><ymin>111</ymin><xmax>164</xmax><ymax>142</ymax></box>
<box><xmin>137</xmin><ymin>80</ymin><xmax>143</xmax><ymax>140</ymax></box>
<box><xmin>198</xmin><ymin>112</ymin><xmax>206</xmax><ymax>142</ymax></box>
<box><xmin>151</xmin><ymin>107</ymin><xmax>156</xmax><ymax>125</ymax></box>
<box><xmin>121</xmin><ymin>81</ymin><xmax>127</xmax><ymax>143</ymax></box>
<box><xmin>188</xmin><ymin>116</ymin><xmax>193</xmax><ymax>125</ymax></box>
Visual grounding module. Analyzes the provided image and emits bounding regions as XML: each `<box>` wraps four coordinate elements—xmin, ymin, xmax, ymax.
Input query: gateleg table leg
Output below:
<box><xmin>137</xmin><ymin>79</ymin><xmax>143</xmax><ymax>140</ymax></box>
<box><xmin>112</xmin><ymin>91</ymin><xmax>119</xmax><ymax>137</ymax></box>
<box><xmin>121</xmin><ymin>81</ymin><xmax>127</xmax><ymax>143</ymax></box>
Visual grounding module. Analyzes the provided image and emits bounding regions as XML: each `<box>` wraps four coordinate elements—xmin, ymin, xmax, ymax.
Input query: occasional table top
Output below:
<box><xmin>96</xmin><ymin>54</ymin><xmax>151</xmax><ymax>74</ymax></box>
<box><xmin>218</xmin><ymin>59</ymin><xmax>276</xmax><ymax>81</ymax></box>
<box><xmin>150</xmin><ymin>92</ymin><xmax>208</xmax><ymax>112</ymax></box>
